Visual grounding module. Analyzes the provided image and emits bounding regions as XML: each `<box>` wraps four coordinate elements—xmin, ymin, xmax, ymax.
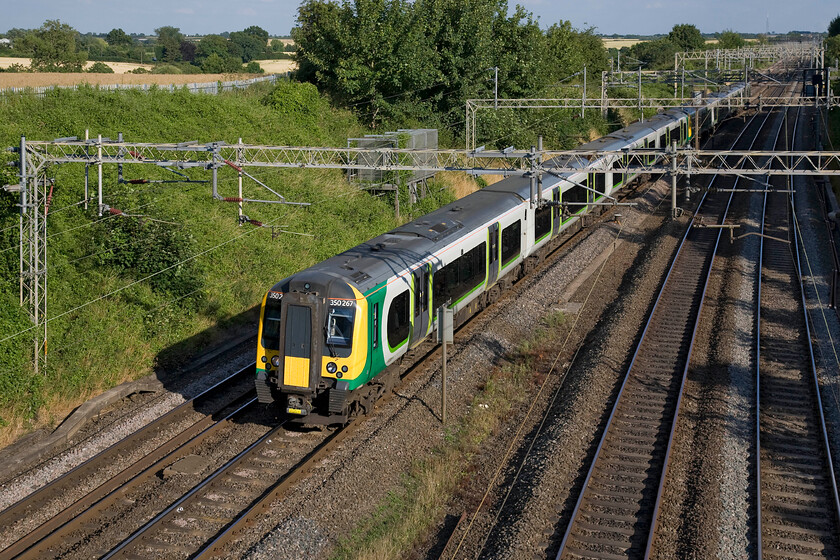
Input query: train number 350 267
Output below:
<box><xmin>329</xmin><ymin>299</ymin><xmax>354</xmax><ymax>307</ymax></box>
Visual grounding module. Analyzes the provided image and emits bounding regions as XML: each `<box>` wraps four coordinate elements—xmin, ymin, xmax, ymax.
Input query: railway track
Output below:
<box><xmin>555</xmin><ymin>86</ymin><xmax>788</xmax><ymax>560</ymax></box>
<box><xmin>1</xmin><ymin>119</ymin><xmax>655</xmax><ymax>559</ymax></box>
<box><xmin>100</xmin><ymin>419</ymin><xmax>343</xmax><ymax>559</ymax></box>
<box><xmin>0</xmin><ymin>365</ymin><xmax>257</xmax><ymax>559</ymax></box>
<box><xmin>756</xmin><ymin>106</ymin><xmax>840</xmax><ymax>559</ymax></box>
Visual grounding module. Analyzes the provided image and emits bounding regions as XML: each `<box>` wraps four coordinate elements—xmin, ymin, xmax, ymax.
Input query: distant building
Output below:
<box><xmin>0</xmin><ymin>38</ymin><xmax>12</xmax><ymax>48</ymax></box>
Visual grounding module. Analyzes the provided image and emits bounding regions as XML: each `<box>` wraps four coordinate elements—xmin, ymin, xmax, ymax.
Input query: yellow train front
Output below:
<box><xmin>255</xmin><ymin>271</ymin><xmax>370</xmax><ymax>424</ymax></box>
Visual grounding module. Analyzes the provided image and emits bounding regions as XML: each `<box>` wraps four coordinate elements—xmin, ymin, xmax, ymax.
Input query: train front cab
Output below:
<box><xmin>256</xmin><ymin>274</ymin><xmax>368</xmax><ymax>423</ymax></box>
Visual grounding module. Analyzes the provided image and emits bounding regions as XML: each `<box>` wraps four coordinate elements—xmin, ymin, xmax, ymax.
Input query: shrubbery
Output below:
<box><xmin>87</xmin><ymin>61</ymin><xmax>114</xmax><ymax>73</ymax></box>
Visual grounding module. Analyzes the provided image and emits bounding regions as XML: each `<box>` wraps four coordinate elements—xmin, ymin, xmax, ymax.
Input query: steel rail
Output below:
<box><xmin>100</xmin><ymin>418</ymin><xmax>299</xmax><ymax>559</ymax></box>
<box><xmin>755</xmin><ymin>98</ymin><xmax>795</xmax><ymax>560</ymax></box>
<box><xmin>191</xmin><ymin>425</ymin><xmax>356</xmax><ymax>559</ymax></box>
<box><xmin>755</xmin><ymin>104</ymin><xmax>840</xmax><ymax>559</ymax></box>
<box><xmin>790</xmin><ymin>143</ymin><xmax>840</xmax><ymax>560</ymax></box>
<box><xmin>6</xmin><ymin>395</ymin><xmax>259</xmax><ymax>559</ymax></box>
<box><xmin>555</xmin><ymin>85</ymin><xmax>784</xmax><ymax>560</ymax></box>
<box><xmin>645</xmin><ymin>84</ymin><xmax>792</xmax><ymax>560</ymax></box>
<box><xmin>0</xmin><ymin>364</ymin><xmax>254</xmax><ymax>556</ymax></box>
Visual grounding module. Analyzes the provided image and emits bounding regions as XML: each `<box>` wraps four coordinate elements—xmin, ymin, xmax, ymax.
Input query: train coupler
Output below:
<box><xmin>286</xmin><ymin>395</ymin><xmax>312</xmax><ymax>416</ymax></box>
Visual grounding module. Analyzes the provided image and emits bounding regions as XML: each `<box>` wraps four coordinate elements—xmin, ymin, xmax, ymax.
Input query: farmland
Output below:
<box><xmin>0</xmin><ymin>58</ymin><xmax>297</xmax><ymax>88</ymax></box>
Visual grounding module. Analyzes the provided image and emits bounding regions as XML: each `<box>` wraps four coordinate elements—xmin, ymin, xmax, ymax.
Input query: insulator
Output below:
<box><xmin>128</xmin><ymin>151</ymin><xmax>144</xmax><ymax>160</ymax></box>
<box><xmin>45</xmin><ymin>185</ymin><xmax>54</xmax><ymax>215</ymax></box>
<box><xmin>248</xmin><ymin>219</ymin><xmax>263</xmax><ymax>227</ymax></box>
<box><xmin>127</xmin><ymin>179</ymin><xmax>149</xmax><ymax>184</ymax></box>
<box><xmin>223</xmin><ymin>159</ymin><xmax>243</xmax><ymax>172</ymax></box>
<box><xmin>108</xmin><ymin>208</ymin><xmax>123</xmax><ymax>216</ymax></box>
<box><xmin>223</xmin><ymin>197</ymin><xmax>244</xmax><ymax>202</ymax></box>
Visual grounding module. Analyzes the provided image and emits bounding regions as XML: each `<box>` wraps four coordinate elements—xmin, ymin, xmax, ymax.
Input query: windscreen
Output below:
<box><xmin>326</xmin><ymin>302</ymin><xmax>356</xmax><ymax>354</ymax></box>
<box><xmin>261</xmin><ymin>297</ymin><xmax>282</xmax><ymax>350</ymax></box>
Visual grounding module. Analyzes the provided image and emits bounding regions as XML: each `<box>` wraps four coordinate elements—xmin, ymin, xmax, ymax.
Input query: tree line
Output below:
<box><xmin>0</xmin><ymin>20</ymin><xmax>292</xmax><ymax>74</ymax></box>
<box><xmin>292</xmin><ymin>0</ymin><xmax>608</xmax><ymax>130</ymax></box>
<box><xmin>620</xmin><ymin>24</ymin><xmax>833</xmax><ymax>70</ymax></box>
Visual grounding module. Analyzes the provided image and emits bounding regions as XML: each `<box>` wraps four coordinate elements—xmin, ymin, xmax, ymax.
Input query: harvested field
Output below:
<box><xmin>256</xmin><ymin>59</ymin><xmax>296</xmax><ymax>74</ymax></box>
<box><xmin>0</xmin><ymin>59</ymin><xmax>297</xmax><ymax>88</ymax></box>
<box><xmin>0</xmin><ymin>58</ymin><xmax>152</xmax><ymax>74</ymax></box>
<box><xmin>602</xmin><ymin>38</ymin><xmax>643</xmax><ymax>49</ymax></box>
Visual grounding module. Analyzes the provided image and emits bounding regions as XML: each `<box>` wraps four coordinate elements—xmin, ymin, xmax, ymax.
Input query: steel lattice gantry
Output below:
<box><xmin>21</xmin><ymin>138</ymin><xmax>840</xmax><ymax>178</ymax></box>
<box><xmin>10</xmin><ymin>137</ymin><xmax>840</xmax><ymax>375</ymax></box>
<box><xmin>464</xmin><ymin>93</ymin><xmax>837</xmax><ymax>152</ymax></box>
<box><xmin>13</xmin><ymin>137</ymin><xmax>49</xmax><ymax>374</ymax></box>
<box><xmin>674</xmin><ymin>42</ymin><xmax>821</xmax><ymax>71</ymax></box>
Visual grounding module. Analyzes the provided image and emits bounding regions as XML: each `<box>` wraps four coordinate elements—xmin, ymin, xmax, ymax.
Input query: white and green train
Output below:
<box><xmin>255</xmin><ymin>83</ymin><xmax>745</xmax><ymax>424</ymax></box>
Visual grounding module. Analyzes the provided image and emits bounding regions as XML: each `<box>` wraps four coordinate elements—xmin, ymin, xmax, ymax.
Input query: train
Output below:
<box><xmin>255</xmin><ymin>82</ymin><xmax>746</xmax><ymax>424</ymax></box>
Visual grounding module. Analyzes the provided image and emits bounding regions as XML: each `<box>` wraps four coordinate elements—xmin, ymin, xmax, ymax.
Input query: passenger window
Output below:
<box><xmin>501</xmin><ymin>221</ymin><xmax>521</xmax><ymax>265</ymax></box>
<box><xmin>433</xmin><ymin>243</ymin><xmax>487</xmax><ymax>307</ymax></box>
<box><xmin>387</xmin><ymin>290</ymin><xmax>410</xmax><ymax>349</ymax></box>
<box><xmin>535</xmin><ymin>205</ymin><xmax>551</xmax><ymax>240</ymax></box>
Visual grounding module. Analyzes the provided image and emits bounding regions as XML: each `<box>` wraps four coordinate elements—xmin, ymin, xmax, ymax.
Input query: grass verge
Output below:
<box><xmin>330</xmin><ymin>311</ymin><xmax>568</xmax><ymax>560</ymax></box>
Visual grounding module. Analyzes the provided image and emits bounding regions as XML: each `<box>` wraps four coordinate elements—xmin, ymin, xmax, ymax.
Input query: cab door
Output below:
<box><xmin>282</xmin><ymin>303</ymin><xmax>313</xmax><ymax>389</ymax></box>
<box><xmin>553</xmin><ymin>189</ymin><xmax>561</xmax><ymax>233</ymax></box>
<box><xmin>410</xmin><ymin>263</ymin><xmax>431</xmax><ymax>347</ymax></box>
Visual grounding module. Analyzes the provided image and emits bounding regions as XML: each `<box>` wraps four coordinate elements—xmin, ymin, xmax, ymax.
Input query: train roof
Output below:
<box><xmin>305</xmin><ymin>185</ymin><xmax>526</xmax><ymax>294</ymax></box>
<box><xmin>275</xmin><ymin>83</ymin><xmax>746</xmax><ymax>296</ymax></box>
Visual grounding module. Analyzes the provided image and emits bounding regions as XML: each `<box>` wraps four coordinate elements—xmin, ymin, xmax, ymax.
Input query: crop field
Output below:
<box><xmin>0</xmin><ymin>58</ymin><xmax>297</xmax><ymax>88</ymax></box>
<box><xmin>602</xmin><ymin>38</ymin><xmax>643</xmax><ymax>49</ymax></box>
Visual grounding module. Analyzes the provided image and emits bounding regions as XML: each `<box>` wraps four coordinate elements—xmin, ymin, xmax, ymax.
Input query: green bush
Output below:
<box><xmin>93</xmin><ymin>214</ymin><xmax>203</xmax><ymax>299</ymax></box>
<box><xmin>2</xmin><ymin>63</ymin><xmax>29</xmax><ymax>73</ymax></box>
<box><xmin>262</xmin><ymin>80</ymin><xmax>327</xmax><ymax>121</ymax></box>
<box><xmin>87</xmin><ymin>61</ymin><xmax>115</xmax><ymax>73</ymax></box>
<box><xmin>244</xmin><ymin>61</ymin><xmax>264</xmax><ymax>74</ymax></box>
<box><xmin>151</xmin><ymin>64</ymin><xmax>183</xmax><ymax>74</ymax></box>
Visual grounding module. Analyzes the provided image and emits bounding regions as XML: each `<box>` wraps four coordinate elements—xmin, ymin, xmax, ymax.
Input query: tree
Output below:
<box><xmin>200</xmin><ymin>52</ymin><xmax>242</xmax><ymax>73</ymax></box>
<box><xmin>229</xmin><ymin>30</ymin><xmax>264</xmax><ymax>62</ymax></box>
<box><xmin>179</xmin><ymin>40</ymin><xmax>196</xmax><ymax>62</ymax></box>
<box><xmin>155</xmin><ymin>26</ymin><xmax>184</xmax><ymax>62</ymax></box>
<box><xmin>668</xmin><ymin>23</ymin><xmax>705</xmax><ymax>51</ymax></box>
<box><xmin>87</xmin><ymin>61</ymin><xmax>114</xmax><ymax>73</ymax></box>
<box><xmin>545</xmin><ymin>21</ymin><xmax>609</xmax><ymax>83</ymax></box>
<box><xmin>105</xmin><ymin>28</ymin><xmax>133</xmax><ymax>47</ymax></box>
<box><xmin>243</xmin><ymin>25</ymin><xmax>269</xmax><ymax>44</ymax></box>
<box><xmin>244</xmin><ymin>61</ymin><xmax>264</xmax><ymax>74</ymax></box>
<box><xmin>826</xmin><ymin>35</ymin><xmax>840</xmax><ymax>67</ymax></box>
<box><xmin>29</xmin><ymin>20</ymin><xmax>86</xmax><ymax>72</ymax></box>
<box><xmin>626</xmin><ymin>37</ymin><xmax>677</xmax><ymax>69</ymax></box>
<box><xmin>195</xmin><ymin>34</ymin><xmax>230</xmax><ymax>66</ymax></box>
<box><xmin>292</xmin><ymin>0</ymin><xmax>608</xmax><ymax>128</ymax></box>
<box><xmin>829</xmin><ymin>14</ymin><xmax>840</xmax><ymax>37</ymax></box>
<box><xmin>717</xmin><ymin>29</ymin><xmax>745</xmax><ymax>50</ymax></box>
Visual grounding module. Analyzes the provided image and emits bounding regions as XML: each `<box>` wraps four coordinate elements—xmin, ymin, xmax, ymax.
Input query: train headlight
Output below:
<box><xmin>261</xmin><ymin>356</ymin><xmax>268</xmax><ymax>363</ymax></box>
<box><xmin>271</xmin><ymin>355</ymin><xmax>281</xmax><ymax>367</ymax></box>
<box><xmin>326</xmin><ymin>362</ymin><xmax>337</xmax><ymax>374</ymax></box>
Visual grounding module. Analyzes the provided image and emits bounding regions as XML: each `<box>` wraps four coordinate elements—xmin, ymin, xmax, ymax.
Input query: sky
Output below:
<box><xmin>0</xmin><ymin>0</ymin><xmax>836</xmax><ymax>37</ymax></box>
